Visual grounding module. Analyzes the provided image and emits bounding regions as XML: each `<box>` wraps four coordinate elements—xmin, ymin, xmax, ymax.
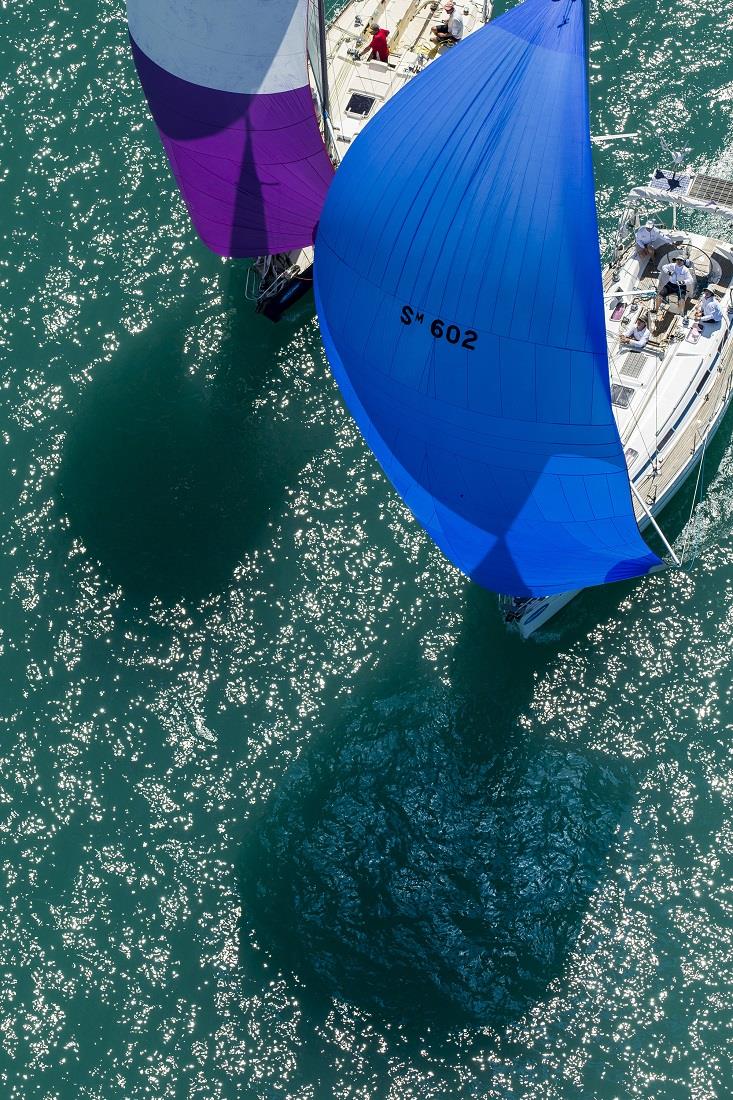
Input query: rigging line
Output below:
<box><xmin>654</xmin><ymin>311</ymin><xmax>659</xmax><ymax>462</ymax></box>
<box><xmin>589</xmin><ymin>0</ymin><xmax>629</xmax><ymax>136</ymax></box>
<box><xmin>592</xmin><ymin>0</ymin><xmax>622</xmax><ymax>83</ymax></box>
<box><xmin>328</xmin><ymin>54</ymin><xmax>346</xmax><ymax>140</ymax></box>
<box><xmin>693</xmin><ymin>436</ymin><xmax>707</xmax><ymax>563</ymax></box>
<box><xmin>678</xmin><ymin>421</ymin><xmax>710</xmax><ymax>565</ymax></box>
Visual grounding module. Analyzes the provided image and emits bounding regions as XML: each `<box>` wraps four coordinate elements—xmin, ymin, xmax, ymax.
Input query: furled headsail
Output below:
<box><xmin>314</xmin><ymin>0</ymin><xmax>661</xmax><ymax>597</ymax></box>
<box><xmin>127</xmin><ymin>0</ymin><xmax>334</xmax><ymax>257</ymax></box>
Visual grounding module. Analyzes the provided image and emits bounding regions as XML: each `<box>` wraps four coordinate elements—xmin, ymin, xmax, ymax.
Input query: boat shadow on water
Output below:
<box><xmin>56</xmin><ymin>285</ymin><xmax>322</xmax><ymax>604</ymax></box>
<box><xmin>238</xmin><ymin>599</ymin><xmax>636</xmax><ymax>1036</ymax></box>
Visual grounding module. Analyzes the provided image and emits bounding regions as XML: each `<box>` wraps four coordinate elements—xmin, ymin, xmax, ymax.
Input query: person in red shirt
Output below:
<box><xmin>363</xmin><ymin>23</ymin><xmax>390</xmax><ymax>62</ymax></box>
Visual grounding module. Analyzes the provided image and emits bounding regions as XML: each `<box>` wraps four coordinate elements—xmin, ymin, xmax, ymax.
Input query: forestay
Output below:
<box><xmin>127</xmin><ymin>0</ymin><xmax>334</xmax><ymax>257</ymax></box>
<box><xmin>314</xmin><ymin>0</ymin><xmax>660</xmax><ymax>597</ymax></box>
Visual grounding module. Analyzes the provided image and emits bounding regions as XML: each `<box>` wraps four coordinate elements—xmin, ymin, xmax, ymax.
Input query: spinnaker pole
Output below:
<box><xmin>629</xmin><ymin>482</ymin><xmax>681</xmax><ymax>566</ymax></box>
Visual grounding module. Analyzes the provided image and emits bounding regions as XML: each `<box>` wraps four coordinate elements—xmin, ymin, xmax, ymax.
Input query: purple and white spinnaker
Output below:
<box><xmin>127</xmin><ymin>0</ymin><xmax>334</xmax><ymax>257</ymax></box>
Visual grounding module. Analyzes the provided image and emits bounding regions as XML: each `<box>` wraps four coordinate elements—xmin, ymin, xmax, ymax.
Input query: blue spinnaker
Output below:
<box><xmin>314</xmin><ymin>0</ymin><xmax>661</xmax><ymax>597</ymax></box>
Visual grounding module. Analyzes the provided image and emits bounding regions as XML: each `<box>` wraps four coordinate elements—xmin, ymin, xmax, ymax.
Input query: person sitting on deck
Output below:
<box><xmin>619</xmin><ymin>314</ymin><xmax>650</xmax><ymax>351</ymax></box>
<box><xmin>431</xmin><ymin>3</ymin><xmax>463</xmax><ymax>44</ymax></box>
<box><xmin>362</xmin><ymin>23</ymin><xmax>390</xmax><ymax>62</ymax></box>
<box><xmin>694</xmin><ymin>288</ymin><xmax>723</xmax><ymax>325</ymax></box>
<box><xmin>633</xmin><ymin>220</ymin><xmax>673</xmax><ymax>263</ymax></box>
<box><xmin>655</xmin><ymin>256</ymin><xmax>694</xmax><ymax>319</ymax></box>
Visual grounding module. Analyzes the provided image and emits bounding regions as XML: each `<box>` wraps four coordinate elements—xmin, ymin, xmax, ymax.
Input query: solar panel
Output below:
<box><xmin>620</xmin><ymin>351</ymin><xmax>647</xmax><ymax>379</ymax></box>
<box><xmin>688</xmin><ymin>174</ymin><xmax>733</xmax><ymax>207</ymax></box>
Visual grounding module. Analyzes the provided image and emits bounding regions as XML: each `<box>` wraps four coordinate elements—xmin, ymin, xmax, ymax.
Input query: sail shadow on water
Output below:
<box><xmin>238</xmin><ymin>675</ymin><xmax>634</xmax><ymax>1033</ymax></box>
<box><xmin>56</xmin><ymin>306</ymin><xmax>316</xmax><ymax>603</ymax></box>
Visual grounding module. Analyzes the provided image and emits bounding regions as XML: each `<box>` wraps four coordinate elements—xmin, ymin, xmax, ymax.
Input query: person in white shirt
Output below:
<box><xmin>694</xmin><ymin>288</ymin><xmax>723</xmax><ymax>325</ymax></box>
<box><xmin>655</xmin><ymin>256</ymin><xmax>695</xmax><ymax>317</ymax></box>
<box><xmin>431</xmin><ymin>2</ymin><xmax>463</xmax><ymax>42</ymax></box>
<box><xmin>619</xmin><ymin>315</ymin><xmax>650</xmax><ymax>351</ymax></box>
<box><xmin>634</xmin><ymin>220</ymin><xmax>673</xmax><ymax>262</ymax></box>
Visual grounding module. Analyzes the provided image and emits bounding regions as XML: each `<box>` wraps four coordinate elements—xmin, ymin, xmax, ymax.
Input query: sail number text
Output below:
<box><xmin>400</xmin><ymin>306</ymin><xmax>477</xmax><ymax>350</ymax></box>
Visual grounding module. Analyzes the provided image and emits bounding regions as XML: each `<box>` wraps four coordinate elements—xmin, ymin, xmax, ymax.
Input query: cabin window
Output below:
<box><xmin>345</xmin><ymin>93</ymin><xmax>376</xmax><ymax>118</ymax></box>
<box><xmin>695</xmin><ymin>367</ymin><xmax>713</xmax><ymax>396</ymax></box>
<box><xmin>611</xmin><ymin>383</ymin><xmax>635</xmax><ymax>409</ymax></box>
<box><xmin>624</xmin><ymin>446</ymin><xmax>638</xmax><ymax>463</ymax></box>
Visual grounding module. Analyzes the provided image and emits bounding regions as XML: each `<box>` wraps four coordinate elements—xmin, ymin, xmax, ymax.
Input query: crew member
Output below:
<box><xmin>363</xmin><ymin>23</ymin><xmax>389</xmax><ymax>61</ymax></box>
<box><xmin>620</xmin><ymin>314</ymin><xmax>650</xmax><ymax>351</ymax></box>
<box><xmin>655</xmin><ymin>255</ymin><xmax>694</xmax><ymax>318</ymax></box>
<box><xmin>431</xmin><ymin>2</ymin><xmax>463</xmax><ymax>43</ymax></box>
<box><xmin>633</xmin><ymin>220</ymin><xmax>673</xmax><ymax>262</ymax></box>
<box><xmin>695</xmin><ymin>288</ymin><xmax>723</xmax><ymax>324</ymax></box>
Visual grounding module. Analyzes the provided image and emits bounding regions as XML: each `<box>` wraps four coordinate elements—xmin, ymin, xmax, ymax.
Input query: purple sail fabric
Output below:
<box><xmin>130</xmin><ymin>38</ymin><xmax>334</xmax><ymax>257</ymax></box>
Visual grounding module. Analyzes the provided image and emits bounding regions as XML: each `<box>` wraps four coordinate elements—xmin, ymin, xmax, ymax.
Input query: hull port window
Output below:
<box><xmin>346</xmin><ymin>93</ymin><xmax>376</xmax><ymax>118</ymax></box>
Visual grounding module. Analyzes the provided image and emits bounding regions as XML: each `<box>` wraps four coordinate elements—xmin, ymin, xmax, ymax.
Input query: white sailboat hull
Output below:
<box><xmin>507</xmin><ymin>228</ymin><xmax>733</xmax><ymax>638</ymax></box>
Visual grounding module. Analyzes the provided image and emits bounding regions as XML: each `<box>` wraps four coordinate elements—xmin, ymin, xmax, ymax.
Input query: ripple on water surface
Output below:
<box><xmin>1</xmin><ymin>0</ymin><xmax>733</xmax><ymax>1098</ymax></box>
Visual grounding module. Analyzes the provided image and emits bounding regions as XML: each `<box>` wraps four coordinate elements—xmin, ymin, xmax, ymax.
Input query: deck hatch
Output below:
<box><xmin>611</xmin><ymin>383</ymin><xmax>635</xmax><ymax>408</ymax></box>
<box><xmin>345</xmin><ymin>92</ymin><xmax>376</xmax><ymax>118</ymax></box>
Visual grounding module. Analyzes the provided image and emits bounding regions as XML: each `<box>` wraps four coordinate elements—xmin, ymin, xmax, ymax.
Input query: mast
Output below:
<box><xmin>317</xmin><ymin>0</ymin><xmax>330</xmax><ymax>122</ymax></box>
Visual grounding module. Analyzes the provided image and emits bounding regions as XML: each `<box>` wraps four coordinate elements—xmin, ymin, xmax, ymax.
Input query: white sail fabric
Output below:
<box><xmin>127</xmin><ymin>0</ymin><xmax>311</xmax><ymax>95</ymax></box>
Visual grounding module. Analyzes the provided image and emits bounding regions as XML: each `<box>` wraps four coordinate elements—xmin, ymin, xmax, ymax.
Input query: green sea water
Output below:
<box><xmin>2</xmin><ymin>1</ymin><xmax>733</xmax><ymax>1096</ymax></box>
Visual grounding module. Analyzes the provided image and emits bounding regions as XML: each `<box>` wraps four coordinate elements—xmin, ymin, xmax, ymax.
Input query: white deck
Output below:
<box><xmin>326</xmin><ymin>0</ymin><xmax>489</xmax><ymax>148</ymax></box>
<box><xmin>606</xmin><ymin>235</ymin><xmax>732</xmax><ymax>494</ymax></box>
